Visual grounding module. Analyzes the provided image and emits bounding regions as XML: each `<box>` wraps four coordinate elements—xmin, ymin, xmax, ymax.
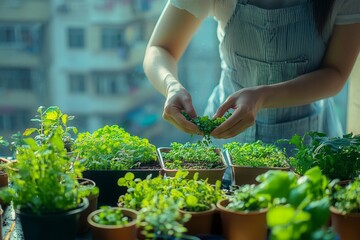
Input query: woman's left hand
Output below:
<box><xmin>210</xmin><ymin>87</ymin><xmax>264</xmax><ymax>138</ymax></box>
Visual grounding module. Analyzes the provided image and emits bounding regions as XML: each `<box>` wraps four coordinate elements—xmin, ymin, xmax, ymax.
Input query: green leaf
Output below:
<box><xmin>23</xmin><ymin>128</ymin><xmax>37</xmax><ymax>136</ymax></box>
<box><xmin>267</xmin><ymin>206</ymin><xmax>296</xmax><ymax>226</ymax></box>
<box><xmin>124</xmin><ymin>172</ymin><xmax>135</xmax><ymax>181</ymax></box>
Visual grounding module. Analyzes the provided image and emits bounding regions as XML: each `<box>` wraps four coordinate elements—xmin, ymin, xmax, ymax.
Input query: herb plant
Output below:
<box><xmin>161</xmin><ymin>141</ymin><xmax>224</xmax><ymax>170</ymax></box>
<box><xmin>329</xmin><ymin>178</ymin><xmax>360</xmax><ymax>214</ymax></box>
<box><xmin>286</xmin><ymin>132</ymin><xmax>360</xmax><ymax>180</ymax></box>
<box><xmin>118</xmin><ymin>171</ymin><xmax>225</xmax><ymax>239</ymax></box>
<box><xmin>73</xmin><ymin>125</ymin><xmax>157</xmax><ymax>170</ymax></box>
<box><xmin>182</xmin><ymin>111</ymin><xmax>232</xmax><ymax>144</ymax></box>
<box><xmin>262</xmin><ymin>167</ymin><xmax>334</xmax><ymax>240</ymax></box>
<box><xmin>0</xmin><ymin>128</ymin><xmax>86</xmax><ymax>214</ymax></box>
<box><xmin>91</xmin><ymin>206</ymin><xmax>131</xmax><ymax>226</ymax></box>
<box><xmin>21</xmin><ymin>106</ymin><xmax>78</xmax><ymax>152</ymax></box>
<box><xmin>224</xmin><ymin>140</ymin><xmax>288</xmax><ymax>167</ymax></box>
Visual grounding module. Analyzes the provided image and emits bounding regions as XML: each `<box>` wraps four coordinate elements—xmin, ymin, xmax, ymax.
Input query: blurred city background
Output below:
<box><xmin>0</xmin><ymin>0</ymin><xmax>349</xmax><ymax>156</ymax></box>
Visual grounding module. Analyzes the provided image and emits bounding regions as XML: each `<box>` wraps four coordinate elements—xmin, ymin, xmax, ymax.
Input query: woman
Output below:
<box><xmin>143</xmin><ymin>0</ymin><xmax>360</xmax><ymax>145</ymax></box>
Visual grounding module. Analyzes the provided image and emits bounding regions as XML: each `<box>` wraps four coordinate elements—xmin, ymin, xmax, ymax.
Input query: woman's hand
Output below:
<box><xmin>163</xmin><ymin>86</ymin><xmax>200</xmax><ymax>135</ymax></box>
<box><xmin>210</xmin><ymin>87</ymin><xmax>265</xmax><ymax>138</ymax></box>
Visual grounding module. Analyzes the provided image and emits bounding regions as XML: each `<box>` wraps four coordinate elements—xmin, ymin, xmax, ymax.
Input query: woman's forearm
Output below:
<box><xmin>143</xmin><ymin>46</ymin><xmax>183</xmax><ymax>97</ymax></box>
<box><xmin>259</xmin><ymin>67</ymin><xmax>347</xmax><ymax>109</ymax></box>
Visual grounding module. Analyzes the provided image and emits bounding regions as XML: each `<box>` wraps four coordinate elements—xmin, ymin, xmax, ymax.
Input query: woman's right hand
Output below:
<box><xmin>163</xmin><ymin>86</ymin><xmax>200</xmax><ymax>135</ymax></box>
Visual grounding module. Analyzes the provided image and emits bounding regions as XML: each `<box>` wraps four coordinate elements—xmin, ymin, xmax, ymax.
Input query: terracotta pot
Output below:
<box><xmin>0</xmin><ymin>171</ymin><xmax>9</xmax><ymax>209</ymax></box>
<box><xmin>88</xmin><ymin>207</ymin><xmax>138</xmax><ymax>240</ymax></box>
<box><xmin>230</xmin><ymin>165</ymin><xmax>290</xmax><ymax>186</ymax></box>
<box><xmin>77</xmin><ymin>177</ymin><xmax>99</xmax><ymax>235</ymax></box>
<box><xmin>157</xmin><ymin>147</ymin><xmax>228</xmax><ymax>184</ymax></box>
<box><xmin>179</xmin><ymin>204</ymin><xmax>216</xmax><ymax>236</ymax></box>
<box><xmin>330</xmin><ymin>206</ymin><xmax>360</xmax><ymax>240</ymax></box>
<box><xmin>216</xmin><ymin>199</ymin><xmax>268</xmax><ymax>240</ymax></box>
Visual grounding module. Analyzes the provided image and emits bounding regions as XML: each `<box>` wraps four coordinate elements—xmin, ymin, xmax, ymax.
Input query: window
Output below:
<box><xmin>0</xmin><ymin>68</ymin><xmax>32</xmax><ymax>90</ymax></box>
<box><xmin>69</xmin><ymin>74</ymin><xmax>86</xmax><ymax>93</ymax></box>
<box><xmin>0</xmin><ymin>26</ymin><xmax>15</xmax><ymax>44</ymax></box>
<box><xmin>68</xmin><ymin>28</ymin><xmax>85</xmax><ymax>48</ymax></box>
<box><xmin>93</xmin><ymin>72</ymin><xmax>129</xmax><ymax>95</ymax></box>
<box><xmin>101</xmin><ymin>28</ymin><xmax>124</xmax><ymax>49</ymax></box>
<box><xmin>0</xmin><ymin>110</ymin><xmax>29</xmax><ymax>131</ymax></box>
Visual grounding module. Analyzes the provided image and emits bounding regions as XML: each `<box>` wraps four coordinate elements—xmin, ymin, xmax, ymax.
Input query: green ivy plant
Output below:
<box><xmin>285</xmin><ymin>132</ymin><xmax>360</xmax><ymax>180</ymax></box>
<box><xmin>19</xmin><ymin>106</ymin><xmax>77</xmax><ymax>152</ymax></box>
<box><xmin>223</xmin><ymin>140</ymin><xmax>288</xmax><ymax>168</ymax></box>
<box><xmin>72</xmin><ymin>125</ymin><xmax>158</xmax><ymax>170</ymax></box>
<box><xmin>0</xmin><ymin>128</ymin><xmax>86</xmax><ymax>214</ymax></box>
<box><xmin>161</xmin><ymin>141</ymin><xmax>224</xmax><ymax>170</ymax></box>
<box><xmin>329</xmin><ymin>178</ymin><xmax>360</xmax><ymax>214</ymax></box>
<box><xmin>182</xmin><ymin>111</ymin><xmax>232</xmax><ymax>145</ymax></box>
<box><xmin>91</xmin><ymin>206</ymin><xmax>132</xmax><ymax>226</ymax></box>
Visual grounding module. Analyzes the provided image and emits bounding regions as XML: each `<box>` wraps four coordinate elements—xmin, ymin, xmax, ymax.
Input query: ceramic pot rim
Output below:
<box><xmin>216</xmin><ymin>199</ymin><xmax>268</xmax><ymax>215</ymax></box>
<box><xmin>87</xmin><ymin>207</ymin><xmax>138</xmax><ymax>229</ymax></box>
<box><xmin>330</xmin><ymin>206</ymin><xmax>360</xmax><ymax>217</ymax></box>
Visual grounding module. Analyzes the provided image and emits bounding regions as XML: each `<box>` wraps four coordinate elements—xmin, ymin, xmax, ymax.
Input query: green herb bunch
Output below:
<box><xmin>118</xmin><ymin>171</ymin><xmax>225</xmax><ymax>212</ymax></box>
<box><xmin>182</xmin><ymin>111</ymin><xmax>232</xmax><ymax>144</ymax></box>
<box><xmin>138</xmin><ymin>194</ymin><xmax>190</xmax><ymax>239</ymax></box>
<box><xmin>73</xmin><ymin>125</ymin><xmax>157</xmax><ymax>170</ymax></box>
<box><xmin>330</xmin><ymin>178</ymin><xmax>360</xmax><ymax>214</ymax></box>
<box><xmin>287</xmin><ymin>132</ymin><xmax>360</xmax><ymax>180</ymax></box>
<box><xmin>161</xmin><ymin>141</ymin><xmax>223</xmax><ymax>169</ymax></box>
<box><xmin>260</xmin><ymin>167</ymin><xmax>334</xmax><ymax>240</ymax></box>
<box><xmin>20</xmin><ymin>106</ymin><xmax>77</xmax><ymax>152</ymax></box>
<box><xmin>226</xmin><ymin>184</ymin><xmax>271</xmax><ymax>212</ymax></box>
<box><xmin>224</xmin><ymin>140</ymin><xmax>288</xmax><ymax>167</ymax></box>
<box><xmin>92</xmin><ymin>206</ymin><xmax>131</xmax><ymax>226</ymax></box>
<box><xmin>0</xmin><ymin>127</ymin><xmax>86</xmax><ymax>214</ymax></box>
<box><xmin>118</xmin><ymin>171</ymin><xmax>225</xmax><ymax>239</ymax></box>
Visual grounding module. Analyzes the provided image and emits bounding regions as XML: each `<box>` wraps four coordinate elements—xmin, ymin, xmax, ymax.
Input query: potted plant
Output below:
<box><xmin>223</xmin><ymin>140</ymin><xmax>290</xmax><ymax>185</ymax></box>
<box><xmin>0</xmin><ymin>137</ymin><xmax>10</xmax><ymax>209</ymax></box>
<box><xmin>118</xmin><ymin>171</ymin><xmax>226</xmax><ymax>237</ymax></box>
<box><xmin>72</xmin><ymin>125</ymin><xmax>161</xmax><ymax>206</ymax></box>
<box><xmin>285</xmin><ymin>132</ymin><xmax>360</xmax><ymax>181</ymax></box>
<box><xmin>87</xmin><ymin>205</ymin><xmax>138</xmax><ymax>240</ymax></box>
<box><xmin>0</xmin><ymin>129</ymin><xmax>89</xmax><ymax>240</ymax></box>
<box><xmin>329</xmin><ymin>178</ymin><xmax>360</xmax><ymax>240</ymax></box>
<box><xmin>264</xmin><ymin>166</ymin><xmax>335</xmax><ymax>240</ymax></box>
<box><xmin>157</xmin><ymin>141</ymin><xmax>227</xmax><ymax>184</ymax></box>
<box><xmin>21</xmin><ymin>105</ymin><xmax>78</xmax><ymax>152</ymax></box>
<box><xmin>77</xmin><ymin>177</ymin><xmax>100</xmax><ymax>235</ymax></box>
<box><xmin>216</xmin><ymin>184</ymin><xmax>271</xmax><ymax>240</ymax></box>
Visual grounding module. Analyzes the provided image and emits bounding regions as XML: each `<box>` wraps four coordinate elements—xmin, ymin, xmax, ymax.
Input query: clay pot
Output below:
<box><xmin>87</xmin><ymin>207</ymin><xmax>138</xmax><ymax>240</ymax></box>
<box><xmin>77</xmin><ymin>177</ymin><xmax>99</xmax><ymax>234</ymax></box>
<box><xmin>179</xmin><ymin>204</ymin><xmax>217</xmax><ymax>236</ymax></box>
<box><xmin>330</xmin><ymin>206</ymin><xmax>360</xmax><ymax>240</ymax></box>
<box><xmin>157</xmin><ymin>147</ymin><xmax>228</xmax><ymax>184</ymax></box>
<box><xmin>216</xmin><ymin>199</ymin><xmax>268</xmax><ymax>240</ymax></box>
<box><xmin>0</xmin><ymin>171</ymin><xmax>9</xmax><ymax>209</ymax></box>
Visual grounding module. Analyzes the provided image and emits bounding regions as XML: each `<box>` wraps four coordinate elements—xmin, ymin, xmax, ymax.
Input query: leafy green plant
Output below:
<box><xmin>224</xmin><ymin>140</ymin><xmax>288</xmax><ymax>167</ymax></box>
<box><xmin>329</xmin><ymin>178</ymin><xmax>360</xmax><ymax>214</ymax></box>
<box><xmin>286</xmin><ymin>132</ymin><xmax>360</xmax><ymax>180</ymax></box>
<box><xmin>182</xmin><ymin>111</ymin><xmax>232</xmax><ymax>145</ymax></box>
<box><xmin>118</xmin><ymin>171</ymin><xmax>225</xmax><ymax>212</ymax></box>
<box><xmin>161</xmin><ymin>141</ymin><xmax>224</xmax><ymax>169</ymax></box>
<box><xmin>72</xmin><ymin>125</ymin><xmax>157</xmax><ymax>170</ymax></box>
<box><xmin>91</xmin><ymin>206</ymin><xmax>132</xmax><ymax>226</ymax></box>
<box><xmin>138</xmin><ymin>194</ymin><xmax>190</xmax><ymax>239</ymax></box>
<box><xmin>0</xmin><ymin>128</ymin><xmax>86</xmax><ymax>214</ymax></box>
<box><xmin>0</xmin><ymin>136</ymin><xmax>8</xmax><ymax>147</ymax></box>
<box><xmin>118</xmin><ymin>171</ymin><xmax>224</xmax><ymax>239</ymax></box>
<box><xmin>226</xmin><ymin>184</ymin><xmax>272</xmax><ymax>212</ymax></box>
<box><xmin>261</xmin><ymin>167</ymin><xmax>334</xmax><ymax>240</ymax></box>
<box><xmin>20</xmin><ymin>106</ymin><xmax>78</xmax><ymax>152</ymax></box>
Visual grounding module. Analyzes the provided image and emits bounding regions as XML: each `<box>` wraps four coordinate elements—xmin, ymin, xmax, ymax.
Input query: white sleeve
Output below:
<box><xmin>169</xmin><ymin>0</ymin><xmax>214</xmax><ymax>19</ymax></box>
<box><xmin>335</xmin><ymin>0</ymin><xmax>360</xmax><ymax>25</ymax></box>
